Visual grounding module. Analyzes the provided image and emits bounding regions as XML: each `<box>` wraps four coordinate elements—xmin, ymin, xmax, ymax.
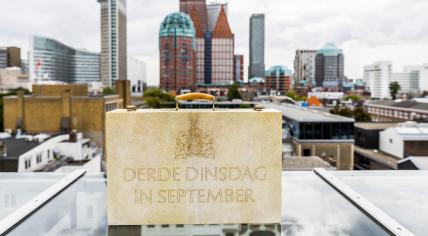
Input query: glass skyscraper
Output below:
<box><xmin>315</xmin><ymin>43</ymin><xmax>345</xmax><ymax>89</ymax></box>
<box><xmin>29</xmin><ymin>36</ymin><xmax>100</xmax><ymax>83</ymax></box>
<box><xmin>249</xmin><ymin>14</ymin><xmax>265</xmax><ymax>79</ymax></box>
<box><xmin>97</xmin><ymin>0</ymin><xmax>127</xmax><ymax>88</ymax></box>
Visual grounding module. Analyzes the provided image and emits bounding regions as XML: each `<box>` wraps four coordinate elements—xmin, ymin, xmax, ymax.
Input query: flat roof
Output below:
<box><xmin>262</xmin><ymin>103</ymin><xmax>355</xmax><ymax>123</ymax></box>
<box><xmin>354</xmin><ymin>146</ymin><xmax>399</xmax><ymax>169</ymax></box>
<box><xmin>367</xmin><ymin>100</ymin><xmax>428</xmax><ymax>111</ymax></box>
<box><xmin>0</xmin><ymin>133</ymin><xmax>61</xmax><ymax>158</ymax></box>
<box><xmin>283</xmin><ymin>156</ymin><xmax>335</xmax><ymax>171</ymax></box>
<box><xmin>354</xmin><ymin>122</ymin><xmax>399</xmax><ymax>130</ymax></box>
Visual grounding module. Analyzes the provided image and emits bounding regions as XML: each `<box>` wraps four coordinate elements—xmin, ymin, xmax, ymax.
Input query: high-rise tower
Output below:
<box><xmin>315</xmin><ymin>43</ymin><xmax>345</xmax><ymax>89</ymax></box>
<box><xmin>180</xmin><ymin>0</ymin><xmax>208</xmax><ymax>32</ymax></box>
<box><xmin>97</xmin><ymin>0</ymin><xmax>127</xmax><ymax>88</ymax></box>
<box><xmin>249</xmin><ymin>14</ymin><xmax>265</xmax><ymax>79</ymax></box>
<box><xmin>159</xmin><ymin>12</ymin><xmax>197</xmax><ymax>92</ymax></box>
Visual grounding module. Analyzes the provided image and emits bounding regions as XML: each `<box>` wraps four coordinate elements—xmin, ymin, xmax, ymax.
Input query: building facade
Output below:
<box><xmin>127</xmin><ymin>57</ymin><xmax>146</xmax><ymax>96</ymax></box>
<box><xmin>315</xmin><ymin>43</ymin><xmax>344</xmax><ymax>89</ymax></box>
<box><xmin>159</xmin><ymin>12</ymin><xmax>197</xmax><ymax>93</ymax></box>
<box><xmin>264</xmin><ymin>103</ymin><xmax>355</xmax><ymax>170</ymax></box>
<box><xmin>391</xmin><ymin>72</ymin><xmax>413</xmax><ymax>94</ymax></box>
<box><xmin>180</xmin><ymin>0</ymin><xmax>208</xmax><ymax>32</ymax></box>
<box><xmin>0</xmin><ymin>68</ymin><xmax>31</xmax><ymax>92</ymax></box>
<box><xmin>97</xmin><ymin>0</ymin><xmax>127</xmax><ymax>88</ymax></box>
<box><xmin>404</xmin><ymin>64</ymin><xmax>428</xmax><ymax>93</ymax></box>
<box><xmin>29</xmin><ymin>36</ymin><xmax>100</xmax><ymax>83</ymax></box>
<box><xmin>249</xmin><ymin>14</ymin><xmax>265</xmax><ymax>79</ymax></box>
<box><xmin>3</xmin><ymin>83</ymin><xmax>128</xmax><ymax>146</ymax></box>
<box><xmin>7</xmin><ymin>47</ymin><xmax>21</xmax><ymax>68</ymax></box>
<box><xmin>294</xmin><ymin>50</ymin><xmax>317</xmax><ymax>86</ymax></box>
<box><xmin>206</xmin><ymin>3</ymin><xmax>228</xmax><ymax>32</ymax></box>
<box><xmin>366</xmin><ymin>100</ymin><xmax>428</xmax><ymax>122</ymax></box>
<box><xmin>265</xmin><ymin>66</ymin><xmax>292</xmax><ymax>95</ymax></box>
<box><xmin>363</xmin><ymin>61</ymin><xmax>392</xmax><ymax>99</ymax></box>
<box><xmin>234</xmin><ymin>54</ymin><xmax>244</xmax><ymax>82</ymax></box>
<box><xmin>210</xmin><ymin>6</ymin><xmax>234</xmax><ymax>86</ymax></box>
<box><xmin>0</xmin><ymin>48</ymin><xmax>7</xmax><ymax>69</ymax></box>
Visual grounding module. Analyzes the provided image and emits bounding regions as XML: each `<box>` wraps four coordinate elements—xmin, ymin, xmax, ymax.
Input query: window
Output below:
<box><xmin>36</xmin><ymin>153</ymin><xmax>42</xmax><ymax>164</ymax></box>
<box><xmin>303</xmin><ymin>148</ymin><xmax>311</xmax><ymax>157</ymax></box>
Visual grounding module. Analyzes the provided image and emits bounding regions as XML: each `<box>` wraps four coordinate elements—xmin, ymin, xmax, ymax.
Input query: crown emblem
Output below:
<box><xmin>175</xmin><ymin>116</ymin><xmax>215</xmax><ymax>160</ymax></box>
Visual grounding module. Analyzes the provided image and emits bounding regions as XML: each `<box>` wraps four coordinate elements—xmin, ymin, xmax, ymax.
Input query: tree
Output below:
<box><xmin>389</xmin><ymin>82</ymin><xmax>401</xmax><ymax>100</ymax></box>
<box><xmin>102</xmin><ymin>87</ymin><xmax>115</xmax><ymax>96</ymax></box>
<box><xmin>353</xmin><ymin>107</ymin><xmax>372</xmax><ymax>122</ymax></box>
<box><xmin>143</xmin><ymin>88</ymin><xmax>175</xmax><ymax>108</ymax></box>
<box><xmin>286</xmin><ymin>90</ymin><xmax>306</xmax><ymax>101</ymax></box>
<box><xmin>227</xmin><ymin>83</ymin><xmax>242</xmax><ymax>101</ymax></box>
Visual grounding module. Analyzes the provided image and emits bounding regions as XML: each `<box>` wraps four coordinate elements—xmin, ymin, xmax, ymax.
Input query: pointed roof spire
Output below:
<box><xmin>189</xmin><ymin>6</ymin><xmax>204</xmax><ymax>38</ymax></box>
<box><xmin>212</xmin><ymin>5</ymin><xmax>234</xmax><ymax>38</ymax></box>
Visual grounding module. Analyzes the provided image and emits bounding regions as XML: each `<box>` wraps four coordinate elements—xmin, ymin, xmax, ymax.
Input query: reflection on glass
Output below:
<box><xmin>282</xmin><ymin>172</ymin><xmax>388</xmax><ymax>235</ymax></box>
<box><xmin>332</xmin><ymin>171</ymin><xmax>428</xmax><ymax>236</ymax></box>
<box><xmin>7</xmin><ymin>174</ymin><xmax>107</xmax><ymax>236</ymax></box>
<box><xmin>0</xmin><ymin>173</ymin><xmax>66</xmax><ymax>221</ymax></box>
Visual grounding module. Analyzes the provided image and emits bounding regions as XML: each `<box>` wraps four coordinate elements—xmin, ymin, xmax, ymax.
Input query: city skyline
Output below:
<box><xmin>0</xmin><ymin>0</ymin><xmax>428</xmax><ymax>86</ymax></box>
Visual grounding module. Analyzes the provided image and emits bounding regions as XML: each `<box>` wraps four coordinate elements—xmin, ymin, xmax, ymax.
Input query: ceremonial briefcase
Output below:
<box><xmin>106</xmin><ymin>93</ymin><xmax>282</xmax><ymax>225</ymax></box>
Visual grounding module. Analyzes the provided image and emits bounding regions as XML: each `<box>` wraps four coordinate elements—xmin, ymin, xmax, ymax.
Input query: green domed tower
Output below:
<box><xmin>159</xmin><ymin>12</ymin><xmax>197</xmax><ymax>92</ymax></box>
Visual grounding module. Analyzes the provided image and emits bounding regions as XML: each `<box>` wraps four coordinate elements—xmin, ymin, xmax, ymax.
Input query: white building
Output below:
<box><xmin>127</xmin><ymin>57</ymin><xmax>146</xmax><ymax>96</ymax></box>
<box><xmin>364</xmin><ymin>61</ymin><xmax>392</xmax><ymax>99</ymax></box>
<box><xmin>391</xmin><ymin>72</ymin><xmax>412</xmax><ymax>94</ymax></box>
<box><xmin>0</xmin><ymin>132</ymin><xmax>101</xmax><ymax>173</ymax></box>
<box><xmin>0</xmin><ymin>68</ymin><xmax>31</xmax><ymax>92</ymax></box>
<box><xmin>380</xmin><ymin>122</ymin><xmax>428</xmax><ymax>159</ymax></box>
<box><xmin>294</xmin><ymin>50</ymin><xmax>317</xmax><ymax>86</ymax></box>
<box><xmin>404</xmin><ymin>64</ymin><xmax>428</xmax><ymax>93</ymax></box>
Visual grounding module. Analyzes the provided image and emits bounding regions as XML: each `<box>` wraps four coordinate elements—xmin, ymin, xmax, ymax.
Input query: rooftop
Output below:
<box><xmin>159</xmin><ymin>12</ymin><xmax>196</xmax><ymax>38</ymax></box>
<box><xmin>367</xmin><ymin>99</ymin><xmax>428</xmax><ymax>112</ymax></box>
<box><xmin>283</xmin><ymin>156</ymin><xmax>335</xmax><ymax>171</ymax></box>
<box><xmin>263</xmin><ymin>103</ymin><xmax>355</xmax><ymax>123</ymax></box>
<box><xmin>354</xmin><ymin>122</ymin><xmax>399</xmax><ymax>130</ymax></box>
<box><xmin>354</xmin><ymin>146</ymin><xmax>399</xmax><ymax>169</ymax></box>
<box><xmin>0</xmin><ymin>133</ymin><xmax>60</xmax><ymax>158</ymax></box>
<box><xmin>317</xmin><ymin>42</ymin><xmax>343</xmax><ymax>56</ymax></box>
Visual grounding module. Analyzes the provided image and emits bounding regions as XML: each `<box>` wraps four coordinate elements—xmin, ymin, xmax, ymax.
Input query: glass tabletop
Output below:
<box><xmin>332</xmin><ymin>171</ymin><xmax>428</xmax><ymax>236</ymax></box>
<box><xmin>4</xmin><ymin>172</ymin><xmax>390</xmax><ymax>236</ymax></box>
<box><xmin>0</xmin><ymin>173</ymin><xmax>67</xmax><ymax>221</ymax></box>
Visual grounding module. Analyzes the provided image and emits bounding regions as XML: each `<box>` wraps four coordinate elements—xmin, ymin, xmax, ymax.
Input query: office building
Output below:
<box><xmin>249</xmin><ymin>14</ymin><xmax>265</xmax><ymax>79</ymax></box>
<box><xmin>315</xmin><ymin>43</ymin><xmax>345</xmax><ymax>88</ymax></box>
<box><xmin>7</xmin><ymin>47</ymin><xmax>21</xmax><ymax>68</ymax></box>
<box><xmin>29</xmin><ymin>36</ymin><xmax>100</xmax><ymax>83</ymax></box>
<box><xmin>363</xmin><ymin>61</ymin><xmax>392</xmax><ymax>99</ymax></box>
<box><xmin>234</xmin><ymin>54</ymin><xmax>244</xmax><ymax>82</ymax></box>
<box><xmin>3</xmin><ymin>82</ymin><xmax>129</xmax><ymax>146</ymax></box>
<box><xmin>391</xmin><ymin>72</ymin><xmax>413</xmax><ymax>94</ymax></box>
<box><xmin>159</xmin><ymin>12</ymin><xmax>197</xmax><ymax>92</ymax></box>
<box><xmin>265</xmin><ymin>65</ymin><xmax>292</xmax><ymax>95</ymax></box>
<box><xmin>210</xmin><ymin>6</ymin><xmax>234</xmax><ymax>86</ymax></box>
<box><xmin>127</xmin><ymin>57</ymin><xmax>146</xmax><ymax>96</ymax></box>
<box><xmin>188</xmin><ymin>6</ymin><xmax>206</xmax><ymax>86</ymax></box>
<box><xmin>264</xmin><ymin>103</ymin><xmax>355</xmax><ymax>170</ymax></box>
<box><xmin>97</xmin><ymin>0</ymin><xmax>127</xmax><ymax>87</ymax></box>
<box><xmin>294</xmin><ymin>50</ymin><xmax>317</xmax><ymax>86</ymax></box>
<box><xmin>404</xmin><ymin>64</ymin><xmax>428</xmax><ymax>93</ymax></box>
<box><xmin>180</xmin><ymin>0</ymin><xmax>208</xmax><ymax>32</ymax></box>
<box><xmin>0</xmin><ymin>47</ymin><xmax>6</xmax><ymax>69</ymax></box>
<box><xmin>207</xmin><ymin>3</ymin><xmax>228</xmax><ymax>32</ymax></box>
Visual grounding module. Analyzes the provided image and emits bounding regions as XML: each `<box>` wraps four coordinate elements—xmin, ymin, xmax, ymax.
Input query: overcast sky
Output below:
<box><xmin>1</xmin><ymin>0</ymin><xmax>428</xmax><ymax>85</ymax></box>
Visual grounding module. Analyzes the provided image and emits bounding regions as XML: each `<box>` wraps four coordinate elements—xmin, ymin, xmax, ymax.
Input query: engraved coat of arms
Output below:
<box><xmin>175</xmin><ymin>116</ymin><xmax>215</xmax><ymax>159</ymax></box>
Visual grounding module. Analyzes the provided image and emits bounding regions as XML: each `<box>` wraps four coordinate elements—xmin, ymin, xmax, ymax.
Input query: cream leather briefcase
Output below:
<box><xmin>106</xmin><ymin>93</ymin><xmax>282</xmax><ymax>225</ymax></box>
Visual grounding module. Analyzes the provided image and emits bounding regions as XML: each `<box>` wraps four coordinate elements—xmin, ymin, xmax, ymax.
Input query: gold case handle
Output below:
<box><xmin>175</xmin><ymin>93</ymin><xmax>216</xmax><ymax>111</ymax></box>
